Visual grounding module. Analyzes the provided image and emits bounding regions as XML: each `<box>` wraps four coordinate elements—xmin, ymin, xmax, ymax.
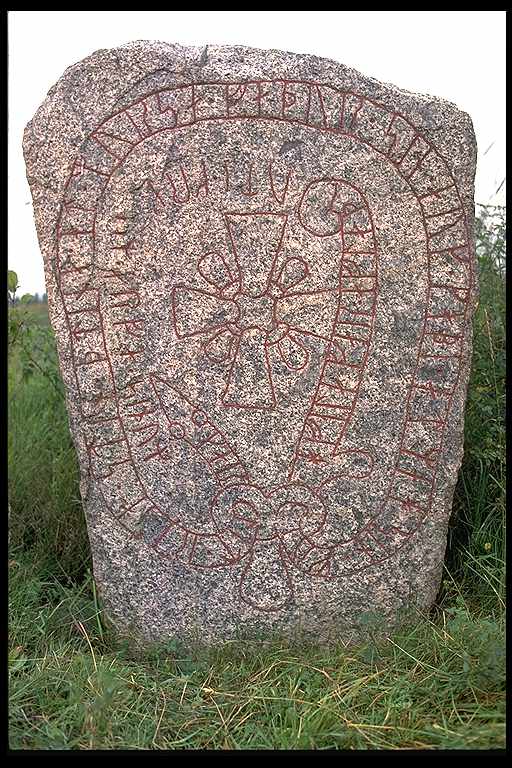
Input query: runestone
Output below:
<box><xmin>24</xmin><ymin>42</ymin><xmax>478</xmax><ymax>644</ymax></box>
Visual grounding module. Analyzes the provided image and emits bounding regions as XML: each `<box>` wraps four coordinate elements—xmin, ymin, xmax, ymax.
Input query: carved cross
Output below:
<box><xmin>171</xmin><ymin>212</ymin><xmax>336</xmax><ymax>410</ymax></box>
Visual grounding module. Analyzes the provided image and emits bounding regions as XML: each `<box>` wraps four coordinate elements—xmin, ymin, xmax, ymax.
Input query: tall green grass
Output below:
<box><xmin>8</xmin><ymin>314</ymin><xmax>88</xmax><ymax>583</ymax></box>
<box><xmin>447</xmin><ymin>205</ymin><xmax>506</xmax><ymax>603</ymax></box>
<box><xmin>8</xmin><ymin>207</ymin><xmax>506</xmax><ymax>750</ymax></box>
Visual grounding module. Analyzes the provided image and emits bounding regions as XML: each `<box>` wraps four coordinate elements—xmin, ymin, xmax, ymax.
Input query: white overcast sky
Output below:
<box><xmin>8</xmin><ymin>10</ymin><xmax>506</xmax><ymax>295</ymax></box>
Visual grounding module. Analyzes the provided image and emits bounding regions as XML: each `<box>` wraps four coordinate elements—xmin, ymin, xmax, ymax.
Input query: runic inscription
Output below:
<box><xmin>25</xmin><ymin>43</ymin><xmax>477</xmax><ymax>641</ymax></box>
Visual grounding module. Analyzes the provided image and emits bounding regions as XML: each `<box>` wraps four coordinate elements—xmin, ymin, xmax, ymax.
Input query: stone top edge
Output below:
<box><xmin>24</xmin><ymin>39</ymin><xmax>475</xmax><ymax>140</ymax></box>
<box><xmin>22</xmin><ymin>39</ymin><xmax>477</xmax><ymax>263</ymax></box>
<box><xmin>118</xmin><ymin>40</ymin><xmax>470</xmax><ymax>113</ymax></box>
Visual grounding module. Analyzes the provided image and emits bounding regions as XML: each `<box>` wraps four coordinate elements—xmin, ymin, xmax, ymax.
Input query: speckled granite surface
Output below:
<box><xmin>23</xmin><ymin>42</ymin><xmax>478</xmax><ymax>645</ymax></box>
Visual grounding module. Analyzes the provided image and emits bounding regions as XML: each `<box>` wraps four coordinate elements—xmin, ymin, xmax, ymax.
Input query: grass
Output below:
<box><xmin>447</xmin><ymin>206</ymin><xmax>506</xmax><ymax>603</ymax></box>
<box><xmin>8</xmin><ymin>207</ymin><xmax>506</xmax><ymax>750</ymax></box>
<box><xmin>8</xmin><ymin>556</ymin><xmax>505</xmax><ymax>750</ymax></box>
<box><xmin>8</xmin><ymin>307</ymin><xmax>87</xmax><ymax>582</ymax></box>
